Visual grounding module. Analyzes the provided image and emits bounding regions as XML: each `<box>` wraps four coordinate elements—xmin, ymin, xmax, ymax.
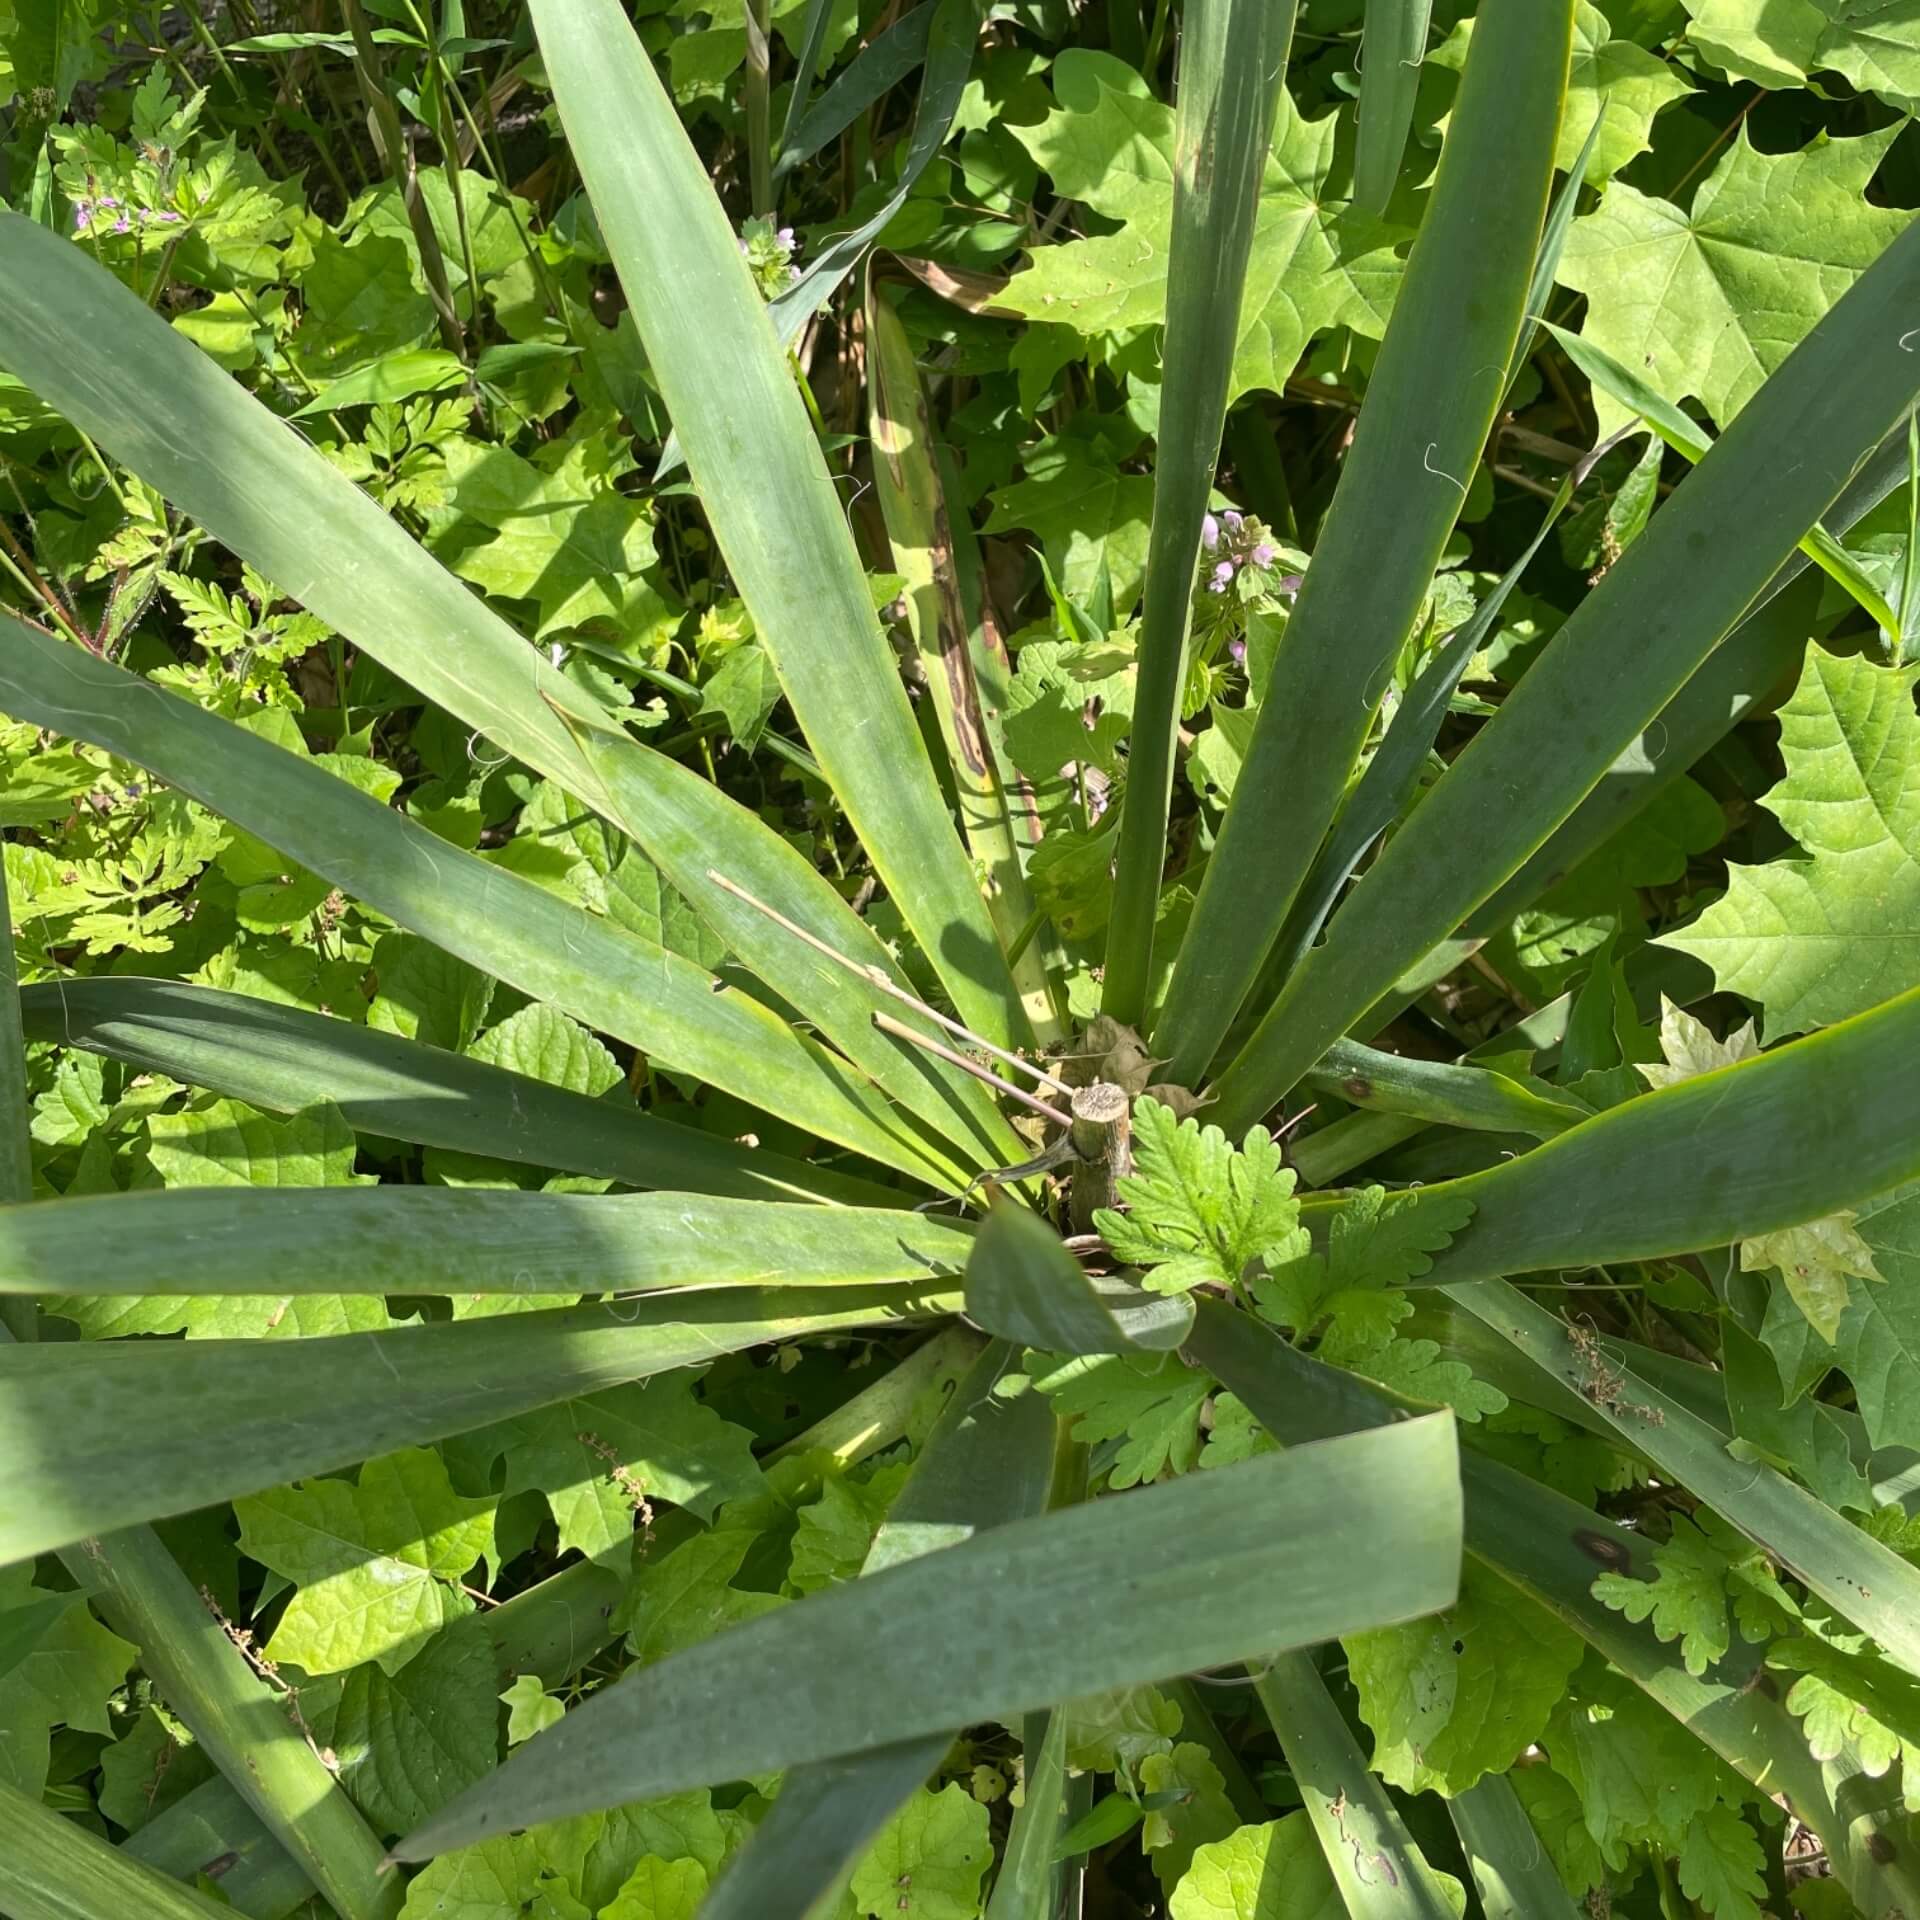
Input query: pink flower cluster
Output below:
<box><xmin>73</xmin><ymin>195</ymin><xmax>185</xmax><ymax>236</ymax></box>
<box><xmin>1201</xmin><ymin>509</ymin><xmax>1278</xmax><ymax>593</ymax></box>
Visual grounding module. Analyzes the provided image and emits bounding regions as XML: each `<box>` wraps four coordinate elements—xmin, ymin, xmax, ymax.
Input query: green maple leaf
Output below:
<box><xmin>614</xmin><ymin>1525</ymin><xmax>787</xmax><ymax>1665</ymax></box>
<box><xmin>1029</xmin><ymin>1348</ymin><xmax>1214</xmax><ymax>1487</ymax></box>
<box><xmin>1000</xmin><ymin>637</ymin><xmax>1138</xmax><ymax>787</ymax></box>
<box><xmin>1556</xmin><ymin>126</ymin><xmax>1910</xmax><ymax>432</ymax></box>
<box><xmin>1168</xmin><ymin>1815</ymin><xmax>1344</xmax><ymax>1920</ymax></box>
<box><xmin>1740</xmin><ymin>1215</ymin><xmax>1885</xmax><ymax>1344</ymax></box>
<box><xmin>1676</xmin><ymin>1804</ymin><xmax>1769</xmax><ymax>1920</ymax></box>
<box><xmin>986</xmin><ymin>435</ymin><xmax>1155</xmax><ymax>618</ymax></box>
<box><xmin>432</xmin><ymin>437</ymin><xmax>675</xmax><ymax>639</ymax></box>
<box><xmin>1344</xmin><ymin>1562</ymin><xmax>1583</xmax><ymax>1796</ymax></box>
<box><xmin>500</xmin><ymin>1672</ymin><xmax>567</xmax><ymax>1747</ymax></box>
<box><xmin>1095</xmin><ymin>1097</ymin><xmax>1304</xmax><ymax>1297</ymax></box>
<box><xmin>1681</xmin><ymin>0</ymin><xmax>1920</xmax><ymax>111</ymax></box>
<box><xmin>0</xmin><ymin>1566</ymin><xmax>136</xmax><ymax>1795</ymax></box>
<box><xmin>234</xmin><ymin>1447</ymin><xmax>496</xmax><ymax>1676</ymax></box>
<box><xmin>999</xmin><ymin>52</ymin><xmax>1402</xmax><ymax>403</ymax></box>
<box><xmin>1823</xmin><ymin>1184</ymin><xmax>1920</xmax><ymax>1455</ymax></box>
<box><xmin>1662</xmin><ymin>646</ymin><xmax>1920</xmax><ymax>1034</ymax></box>
<box><xmin>1432</xmin><ymin>2</ymin><xmax>1693</xmax><ymax>186</ymax></box>
<box><xmin>459</xmin><ymin>1374</ymin><xmax>761</xmax><ymax>1561</ymax></box>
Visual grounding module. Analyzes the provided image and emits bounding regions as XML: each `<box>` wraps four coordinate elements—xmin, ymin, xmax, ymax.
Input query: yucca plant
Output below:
<box><xmin>6</xmin><ymin>1</ymin><xmax>1920</xmax><ymax>1917</ymax></box>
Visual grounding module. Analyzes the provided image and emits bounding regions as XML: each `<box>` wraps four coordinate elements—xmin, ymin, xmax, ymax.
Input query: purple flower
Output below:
<box><xmin>777</xmin><ymin>227</ymin><xmax>795</xmax><ymax>249</ymax></box>
<box><xmin>1201</xmin><ymin>512</ymin><xmax>1220</xmax><ymax>551</ymax></box>
<box><xmin>99</xmin><ymin>196</ymin><xmax>120</xmax><ymax>209</ymax></box>
<box><xmin>1250</xmin><ymin>542</ymin><xmax>1276</xmax><ymax>568</ymax></box>
<box><xmin>1212</xmin><ymin>561</ymin><xmax>1235</xmax><ymax>585</ymax></box>
<box><xmin>1229</xmin><ymin>636</ymin><xmax>1247</xmax><ymax>665</ymax></box>
<box><xmin>1207</xmin><ymin>579</ymin><xmax>1228</xmax><ymax>595</ymax></box>
<box><xmin>1221</xmin><ymin>509</ymin><xmax>1244</xmax><ymax>535</ymax></box>
<box><xmin>113</xmin><ymin>216</ymin><xmax>130</xmax><ymax>233</ymax></box>
<box><xmin>73</xmin><ymin>200</ymin><xmax>92</xmax><ymax>229</ymax></box>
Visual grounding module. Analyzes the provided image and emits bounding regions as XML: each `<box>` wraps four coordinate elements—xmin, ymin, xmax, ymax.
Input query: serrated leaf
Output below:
<box><xmin>1680</xmin><ymin>0</ymin><xmax>1920</xmax><ymax>111</ymax></box>
<box><xmin>1060</xmin><ymin>1685</ymin><xmax>1183</xmax><ymax>1774</ymax></box>
<box><xmin>1028</xmin><ymin>1348</ymin><xmax>1214</xmax><ymax>1486</ymax></box>
<box><xmin>328</xmin><ymin>1618</ymin><xmax>501</xmax><ymax>1832</ymax></box>
<box><xmin>0</xmin><ymin>1566</ymin><xmax>136</xmax><ymax>1795</ymax></box>
<box><xmin>1676</xmin><ymin>1803</ymin><xmax>1768</xmax><ymax>1920</ymax></box>
<box><xmin>1345</xmin><ymin>1563</ymin><xmax>1583</xmax><ymax>1796</ymax></box>
<box><xmin>1140</xmin><ymin>1744</ymin><xmax>1239</xmax><ymax>1894</ymax></box>
<box><xmin>368</xmin><ymin>934</ymin><xmax>498</xmax><ymax>1055</ymax></box>
<box><xmin>467</xmin><ymin>1005</ymin><xmax>623</xmax><ymax>1098</ymax></box>
<box><xmin>1662</xmin><ymin>646</ymin><xmax>1920</xmax><ymax>1033</ymax></box>
<box><xmin>1740</xmin><ymin>1215</ymin><xmax>1884</xmax><ymax>1345</ymax></box>
<box><xmin>234</xmin><ymin>1448</ymin><xmax>496</xmax><ymax>1676</ymax></box>
<box><xmin>1095</xmin><ymin>1098</ymin><xmax>1304</xmax><ymax>1296</ymax></box>
<box><xmin>1557</xmin><ymin>126</ymin><xmax>1911</xmax><ymax>432</ymax></box>
<box><xmin>847</xmin><ymin>1783</ymin><xmax>991</xmax><ymax>1920</ymax></box>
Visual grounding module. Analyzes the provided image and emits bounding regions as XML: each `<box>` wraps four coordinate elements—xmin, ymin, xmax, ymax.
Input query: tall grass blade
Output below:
<box><xmin>0</xmin><ymin>219</ymin><xmax>1016</xmax><ymax>1163</ymax></box>
<box><xmin>1188</xmin><ymin>1302</ymin><xmax>1920</xmax><ymax>1917</ymax></box>
<box><xmin>1330</xmin><ymin>986</ymin><xmax>1920</xmax><ymax>1284</ymax></box>
<box><xmin>1447</xmin><ymin>1776</ymin><xmax>1581</xmax><ymax>1920</ymax></box>
<box><xmin>700</xmin><ymin>1344</ymin><xmax>1055</xmax><ymax>1918</ymax></box>
<box><xmin>532</xmin><ymin>0</ymin><xmax>1025</xmax><ymax>1048</ymax></box>
<box><xmin>125</xmin><ymin>1778</ymin><xmax>312</xmax><ymax>1920</ymax></box>
<box><xmin>0</xmin><ymin>616</ymin><xmax>971</xmax><ymax>1187</ymax></box>
<box><xmin>1255</xmin><ymin>1653</ymin><xmax>1460</xmax><ymax>1918</ymax></box>
<box><xmin>0</xmin><ymin>1284</ymin><xmax>940</xmax><ymax>1563</ymax></box>
<box><xmin>1353</xmin><ymin>0</ymin><xmax>1431</xmax><ymax>215</ymax></box>
<box><xmin>776</xmin><ymin>4</ymin><xmax>936</xmax><ymax>178</ymax></box>
<box><xmin>0</xmin><ymin>1780</ymin><xmax>242</xmax><ymax>1920</ymax></box>
<box><xmin>1099</xmin><ymin>0</ymin><xmax>1299</xmax><ymax>1024</ymax></box>
<box><xmin>965</xmin><ymin>1203</ymin><xmax>1196</xmax><ymax>1353</ymax></box>
<box><xmin>866</xmin><ymin>282</ymin><xmax>1061</xmax><ymax>1039</ymax></box>
<box><xmin>0</xmin><ymin>1188</ymin><xmax>973</xmax><ymax>1299</ymax></box>
<box><xmin>1450</xmin><ymin>1276</ymin><xmax>1920</xmax><ymax>1677</ymax></box>
<box><xmin>394</xmin><ymin>1415</ymin><xmax>1462</xmax><ymax>1857</ymax></box>
<box><xmin>1472</xmin><ymin>426</ymin><xmax>1911</xmax><ymax>933</ymax></box>
<box><xmin>18</xmin><ymin>979</ymin><xmax>888</xmax><ymax>1207</ymax></box>
<box><xmin>1207</xmin><ymin>216</ymin><xmax>1920</xmax><ymax>1130</ymax></box>
<box><xmin>0</xmin><ymin>861</ymin><xmax>399</xmax><ymax>1920</ymax></box>
<box><xmin>1153</xmin><ymin>0</ymin><xmax>1573</xmax><ymax>1086</ymax></box>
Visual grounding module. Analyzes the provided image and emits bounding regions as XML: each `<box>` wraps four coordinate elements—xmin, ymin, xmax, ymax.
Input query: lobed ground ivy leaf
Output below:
<box><xmin>1662</xmin><ymin>646</ymin><xmax>1920</xmax><ymax>1034</ymax></box>
<box><xmin>1344</xmin><ymin>1562</ymin><xmax>1583</xmax><ymax>1797</ymax></box>
<box><xmin>848</xmin><ymin>1783</ymin><xmax>992</xmax><ymax>1920</ymax></box>
<box><xmin>600</xmin><ymin>1855</ymin><xmax>709</xmax><ymax>1920</ymax></box>
<box><xmin>999</xmin><ymin>51</ymin><xmax>1402</xmax><ymax>403</ymax></box>
<box><xmin>1095</xmin><ymin>1097</ymin><xmax>1306</xmax><ymax>1296</ymax></box>
<box><xmin>1557</xmin><ymin>126</ymin><xmax>1911</xmax><ymax>432</ymax></box>
<box><xmin>234</xmin><ymin>1447</ymin><xmax>497</xmax><ymax>1677</ymax></box>
<box><xmin>1061</xmin><ymin>1684</ymin><xmax>1184</xmax><ymax>1775</ymax></box>
<box><xmin>1168</xmin><ymin>1814</ymin><xmax>1345</xmax><ymax>1920</ymax></box>
<box><xmin>500</xmin><ymin>1673</ymin><xmax>568</xmax><ymax>1748</ymax></box>
<box><xmin>1141</xmin><ymin>1743</ymin><xmax>1240</xmax><ymax>1894</ymax></box>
